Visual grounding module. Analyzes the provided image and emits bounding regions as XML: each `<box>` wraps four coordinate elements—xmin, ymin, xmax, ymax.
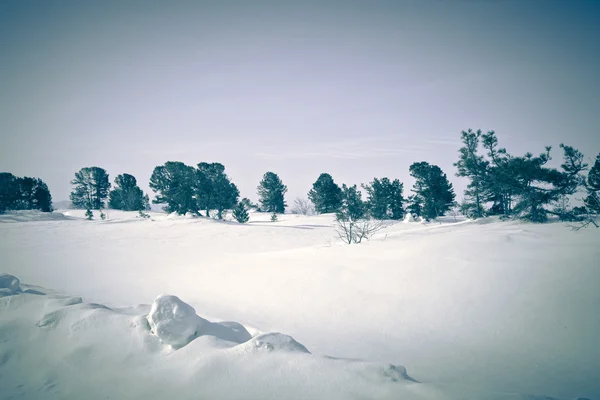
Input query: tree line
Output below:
<box><xmin>1</xmin><ymin>129</ymin><xmax>598</xmax><ymax>226</ymax></box>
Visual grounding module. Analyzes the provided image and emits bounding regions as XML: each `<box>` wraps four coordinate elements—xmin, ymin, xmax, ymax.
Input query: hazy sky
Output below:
<box><xmin>1</xmin><ymin>0</ymin><xmax>599</xmax><ymax>204</ymax></box>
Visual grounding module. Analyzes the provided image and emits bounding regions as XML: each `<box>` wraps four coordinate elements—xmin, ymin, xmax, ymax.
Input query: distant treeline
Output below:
<box><xmin>1</xmin><ymin>130</ymin><xmax>599</xmax><ymax>224</ymax></box>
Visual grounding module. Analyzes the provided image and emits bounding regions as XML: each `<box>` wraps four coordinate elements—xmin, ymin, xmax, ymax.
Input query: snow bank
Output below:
<box><xmin>0</xmin><ymin>210</ymin><xmax>72</xmax><ymax>223</ymax></box>
<box><xmin>0</xmin><ymin>273</ymin><xmax>21</xmax><ymax>296</ymax></box>
<box><xmin>243</xmin><ymin>332</ymin><xmax>311</xmax><ymax>353</ymax></box>
<box><xmin>146</xmin><ymin>294</ymin><xmax>252</xmax><ymax>347</ymax></box>
<box><xmin>147</xmin><ymin>294</ymin><xmax>204</xmax><ymax>347</ymax></box>
<box><xmin>403</xmin><ymin>213</ymin><xmax>415</xmax><ymax>223</ymax></box>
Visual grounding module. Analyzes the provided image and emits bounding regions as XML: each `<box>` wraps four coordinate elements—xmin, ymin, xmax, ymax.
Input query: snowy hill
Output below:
<box><xmin>1</xmin><ymin>211</ymin><xmax>598</xmax><ymax>399</ymax></box>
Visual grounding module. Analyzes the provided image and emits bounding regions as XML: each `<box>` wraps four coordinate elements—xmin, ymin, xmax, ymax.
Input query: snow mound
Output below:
<box><xmin>240</xmin><ymin>332</ymin><xmax>311</xmax><ymax>353</ymax></box>
<box><xmin>403</xmin><ymin>213</ymin><xmax>415</xmax><ymax>223</ymax></box>
<box><xmin>0</xmin><ymin>273</ymin><xmax>21</xmax><ymax>296</ymax></box>
<box><xmin>0</xmin><ymin>210</ymin><xmax>72</xmax><ymax>223</ymax></box>
<box><xmin>147</xmin><ymin>294</ymin><xmax>203</xmax><ymax>347</ymax></box>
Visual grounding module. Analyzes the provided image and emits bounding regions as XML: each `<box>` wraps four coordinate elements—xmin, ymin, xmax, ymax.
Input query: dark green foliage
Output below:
<box><xmin>257</xmin><ymin>172</ymin><xmax>287</xmax><ymax>213</ymax></box>
<box><xmin>108</xmin><ymin>173</ymin><xmax>150</xmax><ymax>211</ymax></box>
<box><xmin>149</xmin><ymin>162</ymin><xmax>198</xmax><ymax>215</ymax></box>
<box><xmin>584</xmin><ymin>153</ymin><xmax>600</xmax><ymax>213</ymax></box>
<box><xmin>70</xmin><ymin>167</ymin><xmax>111</xmax><ymax>210</ymax></box>
<box><xmin>308</xmin><ymin>173</ymin><xmax>342</xmax><ymax>214</ymax></box>
<box><xmin>454</xmin><ymin>129</ymin><xmax>488</xmax><ymax>218</ymax></box>
<box><xmin>196</xmin><ymin>163</ymin><xmax>239</xmax><ymax>219</ymax></box>
<box><xmin>409</xmin><ymin>162</ymin><xmax>456</xmax><ymax>221</ymax></box>
<box><xmin>336</xmin><ymin>184</ymin><xmax>366</xmax><ymax>222</ymax></box>
<box><xmin>232</xmin><ymin>201</ymin><xmax>250</xmax><ymax>223</ymax></box>
<box><xmin>85</xmin><ymin>209</ymin><xmax>93</xmax><ymax>220</ymax></box>
<box><xmin>362</xmin><ymin>177</ymin><xmax>405</xmax><ymax>220</ymax></box>
<box><xmin>0</xmin><ymin>172</ymin><xmax>53</xmax><ymax>213</ymax></box>
<box><xmin>271</xmin><ymin>212</ymin><xmax>278</xmax><ymax>222</ymax></box>
<box><xmin>240</xmin><ymin>197</ymin><xmax>258</xmax><ymax>210</ymax></box>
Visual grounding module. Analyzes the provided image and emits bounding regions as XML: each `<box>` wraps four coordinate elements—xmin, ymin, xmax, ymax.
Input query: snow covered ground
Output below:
<box><xmin>1</xmin><ymin>210</ymin><xmax>599</xmax><ymax>399</ymax></box>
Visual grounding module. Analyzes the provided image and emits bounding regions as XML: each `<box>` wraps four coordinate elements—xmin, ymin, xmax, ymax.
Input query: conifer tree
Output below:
<box><xmin>454</xmin><ymin>129</ymin><xmax>488</xmax><ymax>218</ymax></box>
<box><xmin>336</xmin><ymin>184</ymin><xmax>366</xmax><ymax>221</ymax></box>
<box><xmin>257</xmin><ymin>172</ymin><xmax>287</xmax><ymax>213</ymax></box>
<box><xmin>196</xmin><ymin>163</ymin><xmax>239</xmax><ymax>219</ymax></box>
<box><xmin>584</xmin><ymin>153</ymin><xmax>600</xmax><ymax>213</ymax></box>
<box><xmin>108</xmin><ymin>173</ymin><xmax>150</xmax><ymax>211</ymax></box>
<box><xmin>409</xmin><ymin>162</ymin><xmax>455</xmax><ymax>221</ymax></box>
<box><xmin>362</xmin><ymin>177</ymin><xmax>405</xmax><ymax>220</ymax></box>
<box><xmin>308</xmin><ymin>173</ymin><xmax>342</xmax><ymax>214</ymax></box>
<box><xmin>70</xmin><ymin>167</ymin><xmax>110</xmax><ymax>210</ymax></box>
<box><xmin>149</xmin><ymin>162</ymin><xmax>198</xmax><ymax>215</ymax></box>
<box><xmin>232</xmin><ymin>201</ymin><xmax>250</xmax><ymax>223</ymax></box>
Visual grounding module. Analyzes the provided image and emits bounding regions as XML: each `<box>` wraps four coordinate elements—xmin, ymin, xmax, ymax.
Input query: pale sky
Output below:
<box><xmin>1</xmin><ymin>0</ymin><xmax>599</xmax><ymax>204</ymax></box>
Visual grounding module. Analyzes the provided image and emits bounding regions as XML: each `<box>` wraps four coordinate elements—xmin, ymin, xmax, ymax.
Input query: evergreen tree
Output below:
<box><xmin>481</xmin><ymin>131</ymin><xmax>513</xmax><ymax>216</ymax></box>
<box><xmin>508</xmin><ymin>144</ymin><xmax>587</xmax><ymax>222</ymax></box>
<box><xmin>240</xmin><ymin>197</ymin><xmax>258</xmax><ymax>210</ymax></box>
<box><xmin>85</xmin><ymin>209</ymin><xmax>94</xmax><ymax>220</ymax></box>
<box><xmin>409</xmin><ymin>162</ymin><xmax>456</xmax><ymax>221</ymax></box>
<box><xmin>0</xmin><ymin>172</ymin><xmax>18</xmax><ymax>214</ymax></box>
<box><xmin>308</xmin><ymin>173</ymin><xmax>342</xmax><ymax>214</ymax></box>
<box><xmin>196</xmin><ymin>163</ymin><xmax>239</xmax><ymax>219</ymax></box>
<box><xmin>454</xmin><ymin>129</ymin><xmax>489</xmax><ymax>218</ymax></box>
<box><xmin>70</xmin><ymin>167</ymin><xmax>111</xmax><ymax>210</ymax></box>
<box><xmin>108</xmin><ymin>173</ymin><xmax>150</xmax><ymax>211</ymax></box>
<box><xmin>584</xmin><ymin>153</ymin><xmax>600</xmax><ymax>213</ymax></box>
<box><xmin>29</xmin><ymin>178</ymin><xmax>52</xmax><ymax>212</ymax></box>
<box><xmin>149</xmin><ymin>162</ymin><xmax>198</xmax><ymax>215</ymax></box>
<box><xmin>257</xmin><ymin>172</ymin><xmax>287</xmax><ymax>213</ymax></box>
<box><xmin>362</xmin><ymin>177</ymin><xmax>405</xmax><ymax>220</ymax></box>
<box><xmin>336</xmin><ymin>184</ymin><xmax>366</xmax><ymax>221</ymax></box>
<box><xmin>232</xmin><ymin>201</ymin><xmax>250</xmax><ymax>223</ymax></box>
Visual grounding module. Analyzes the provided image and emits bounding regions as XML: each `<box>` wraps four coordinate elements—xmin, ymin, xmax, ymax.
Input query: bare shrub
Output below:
<box><xmin>335</xmin><ymin>217</ymin><xmax>388</xmax><ymax>244</ymax></box>
<box><xmin>291</xmin><ymin>197</ymin><xmax>315</xmax><ymax>216</ymax></box>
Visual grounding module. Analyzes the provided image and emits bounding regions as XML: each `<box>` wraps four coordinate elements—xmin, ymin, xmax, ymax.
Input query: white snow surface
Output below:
<box><xmin>1</xmin><ymin>210</ymin><xmax>599</xmax><ymax>399</ymax></box>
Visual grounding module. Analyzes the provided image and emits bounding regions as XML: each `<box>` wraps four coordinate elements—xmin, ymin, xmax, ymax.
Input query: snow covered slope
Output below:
<box><xmin>1</xmin><ymin>211</ymin><xmax>598</xmax><ymax>399</ymax></box>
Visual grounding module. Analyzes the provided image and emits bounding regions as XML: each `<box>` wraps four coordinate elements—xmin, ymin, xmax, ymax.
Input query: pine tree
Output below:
<box><xmin>196</xmin><ymin>163</ymin><xmax>239</xmax><ymax>219</ymax></box>
<box><xmin>336</xmin><ymin>184</ymin><xmax>366</xmax><ymax>221</ymax></box>
<box><xmin>108</xmin><ymin>173</ymin><xmax>150</xmax><ymax>211</ymax></box>
<box><xmin>409</xmin><ymin>162</ymin><xmax>456</xmax><ymax>221</ymax></box>
<box><xmin>454</xmin><ymin>129</ymin><xmax>488</xmax><ymax>218</ymax></box>
<box><xmin>257</xmin><ymin>172</ymin><xmax>287</xmax><ymax>213</ymax></box>
<box><xmin>584</xmin><ymin>153</ymin><xmax>600</xmax><ymax>213</ymax></box>
<box><xmin>0</xmin><ymin>173</ymin><xmax>18</xmax><ymax>214</ymax></box>
<box><xmin>85</xmin><ymin>209</ymin><xmax>94</xmax><ymax>220</ymax></box>
<box><xmin>149</xmin><ymin>162</ymin><xmax>198</xmax><ymax>215</ymax></box>
<box><xmin>481</xmin><ymin>131</ymin><xmax>513</xmax><ymax>217</ymax></box>
<box><xmin>308</xmin><ymin>173</ymin><xmax>342</xmax><ymax>214</ymax></box>
<box><xmin>362</xmin><ymin>177</ymin><xmax>405</xmax><ymax>220</ymax></box>
<box><xmin>232</xmin><ymin>201</ymin><xmax>250</xmax><ymax>223</ymax></box>
<box><xmin>70</xmin><ymin>167</ymin><xmax>111</xmax><ymax>210</ymax></box>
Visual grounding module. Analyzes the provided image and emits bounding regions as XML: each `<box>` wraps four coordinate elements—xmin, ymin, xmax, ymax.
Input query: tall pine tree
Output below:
<box><xmin>196</xmin><ymin>162</ymin><xmax>239</xmax><ymax>219</ymax></box>
<box><xmin>70</xmin><ymin>167</ymin><xmax>111</xmax><ymax>210</ymax></box>
<box><xmin>108</xmin><ymin>173</ymin><xmax>150</xmax><ymax>211</ymax></box>
<box><xmin>584</xmin><ymin>153</ymin><xmax>600</xmax><ymax>213</ymax></box>
<box><xmin>149</xmin><ymin>162</ymin><xmax>198</xmax><ymax>215</ymax></box>
<box><xmin>409</xmin><ymin>162</ymin><xmax>455</xmax><ymax>221</ymax></box>
<box><xmin>308</xmin><ymin>173</ymin><xmax>342</xmax><ymax>214</ymax></box>
<box><xmin>257</xmin><ymin>172</ymin><xmax>287</xmax><ymax>213</ymax></box>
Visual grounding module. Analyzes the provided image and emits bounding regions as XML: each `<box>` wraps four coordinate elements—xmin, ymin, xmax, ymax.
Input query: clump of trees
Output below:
<box><xmin>290</xmin><ymin>197</ymin><xmax>315</xmax><ymax>215</ymax></box>
<box><xmin>149</xmin><ymin>161</ymin><xmax>239</xmax><ymax>218</ymax></box>
<box><xmin>0</xmin><ymin>172</ymin><xmax>53</xmax><ymax>214</ymax></box>
<box><xmin>362</xmin><ymin>177</ymin><xmax>405</xmax><ymax>220</ymax></box>
<box><xmin>454</xmin><ymin>129</ymin><xmax>597</xmax><ymax>223</ymax></box>
<box><xmin>108</xmin><ymin>173</ymin><xmax>150</xmax><ymax>211</ymax></box>
<box><xmin>257</xmin><ymin>172</ymin><xmax>287</xmax><ymax>214</ymax></box>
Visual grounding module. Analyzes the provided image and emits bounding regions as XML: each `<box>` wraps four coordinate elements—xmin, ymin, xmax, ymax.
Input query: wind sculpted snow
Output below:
<box><xmin>0</xmin><ymin>210</ymin><xmax>599</xmax><ymax>399</ymax></box>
